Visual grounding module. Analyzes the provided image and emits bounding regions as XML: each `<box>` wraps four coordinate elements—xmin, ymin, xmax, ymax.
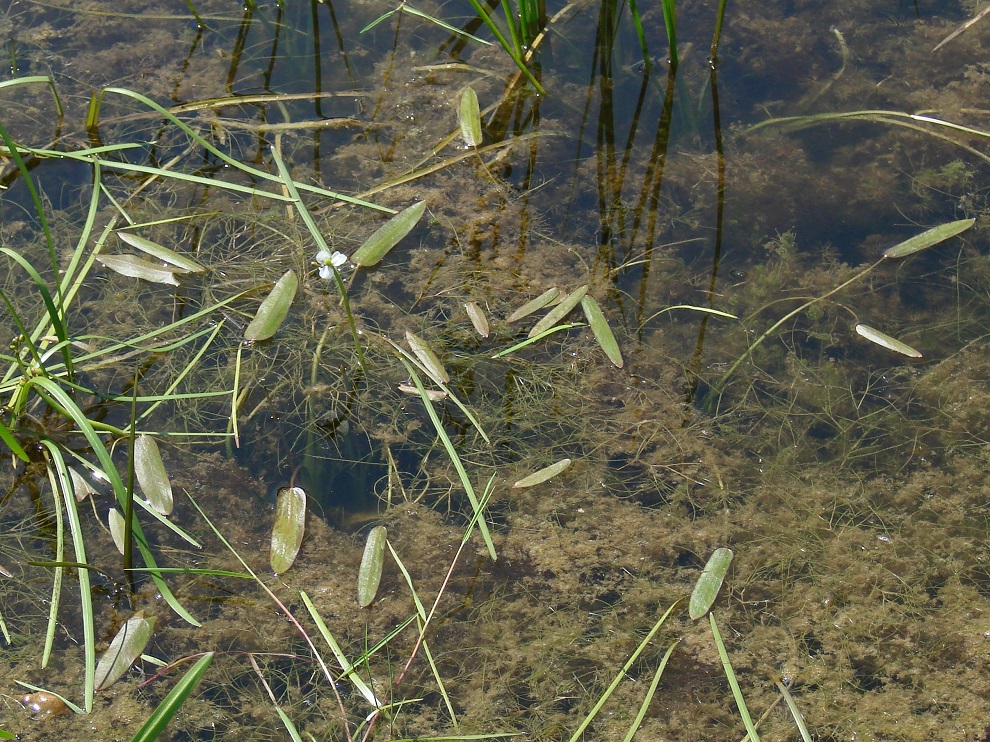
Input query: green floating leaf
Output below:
<box><xmin>95</xmin><ymin>612</ymin><xmax>155</xmax><ymax>690</ymax></box>
<box><xmin>855</xmin><ymin>323</ymin><xmax>923</xmax><ymax>358</ymax></box>
<box><xmin>244</xmin><ymin>269</ymin><xmax>297</xmax><ymax>342</ymax></box>
<box><xmin>130</xmin><ymin>652</ymin><xmax>213</xmax><ymax>742</ymax></box>
<box><xmin>134</xmin><ymin>434</ymin><xmax>173</xmax><ymax>516</ymax></box>
<box><xmin>351</xmin><ymin>201</ymin><xmax>427</xmax><ymax>267</ymax></box>
<box><xmin>406</xmin><ymin>330</ymin><xmax>449</xmax><ymax>383</ymax></box>
<box><xmin>458</xmin><ymin>86</ymin><xmax>483</xmax><ymax>148</ymax></box>
<box><xmin>465</xmin><ymin>301</ymin><xmax>490</xmax><ymax>338</ymax></box>
<box><xmin>581</xmin><ymin>295</ymin><xmax>624</xmax><ymax>368</ymax></box>
<box><xmin>357</xmin><ymin>525</ymin><xmax>387</xmax><ymax>608</ymax></box>
<box><xmin>529</xmin><ymin>285</ymin><xmax>589</xmax><ymax>338</ymax></box>
<box><xmin>108</xmin><ymin>509</ymin><xmax>126</xmax><ymax>555</ymax></box>
<box><xmin>513</xmin><ymin>458</ymin><xmax>572</xmax><ymax>488</ymax></box>
<box><xmin>270</xmin><ymin>486</ymin><xmax>306</xmax><ymax>574</ymax></box>
<box><xmin>507</xmin><ymin>287</ymin><xmax>559</xmax><ymax>323</ymax></box>
<box><xmin>100</xmin><ymin>254</ymin><xmax>182</xmax><ymax>285</ymax></box>
<box><xmin>117</xmin><ymin>232</ymin><xmax>205</xmax><ymax>273</ymax></box>
<box><xmin>689</xmin><ymin>547</ymin><xmax>733</xmax><ymax>620</ymax></box>
<box><xmin>882</xmin><ymin>218</ymin><xmax>975</xmax><ymax>259</ymax></box>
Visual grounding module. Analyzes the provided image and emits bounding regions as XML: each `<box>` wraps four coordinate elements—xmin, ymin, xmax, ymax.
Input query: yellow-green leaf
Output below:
<box><xmin>108</xmin><ymin>509</ymin><xmax>126</xmax><ymax>555</ymax></box>
<box><xmin>458</xmin><ymin>86</ymin><xmax>483</xmax><ymax>148</ymax></box>
<box><xmin>512</xmin><ymin>458</ymin><xmax>572</xmax><ymax>488</ymax></box>
<box><xmin>507</xmin><ymin>287</ymin><xmax>559</xmax><ymax>323</ymax></box>
<box><xmin>882</xmin><ymin>218</ymin><xmax>975</xmax><ymax>259</ymax></box>
<box><xmin>117</xmin><ymin>232</ymin><xmax>205</xmax><ymax>273</ymax></box>
<box><xmin>95</xmin><ymin>612</ymin><xmax>155</xmax><ymax>690</ymax></box>
<box><xmin>100</xmin><ymin>254</ymin><xmax>182</xmax><ymax>285</ymax></box>
<box><xmin>351</xmin><ymin>201</ymin><xmax>426</xmax><ymax>267</ymax></box>
<box><xmin>581</xmin><ymin>295</ymin><xmax>623</xmax><ymax>368</ymax></box>
<box><xmin>244</xmin><ymin>270</ymin><xmax>297</xmax><ymax>342</ymax></box>
<box><xmin>854</xmin><ymin>324</ymin><xmax>923</xmax><ymax>358</ymax></box>
<box><xmin>529</xmin><ymin>285</ymin><xmax>588</xmax><ymax>338</ymax></box>
<box><xmin>134</xmin><ymin>435</ymin><xmax>173</xmax><ymax>516</ymax></box>
<box><xmin>406</xmin><ymin>330</ymin><xmax>449</xmax><ymax>383</ymax></box>
<box><xmin>357</xmin><ymin>525</ymin><xmax>387</xmax><ymax>608</ymax></box>
<box><xmin>689</xmin><ymin>547</ymin><xmax>733</xmax><ymax>620</ymax></box>
<box><xmin>270</xmin><ymin>486</ymin><xmax>306</xmax><ymax>574</ymax></box>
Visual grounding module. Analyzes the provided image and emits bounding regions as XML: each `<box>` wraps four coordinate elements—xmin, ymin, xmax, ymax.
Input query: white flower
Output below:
<box><xmin>315</xmin><ymin>249</ymin><xmax>348</xmax><ymax>280</ymax></box>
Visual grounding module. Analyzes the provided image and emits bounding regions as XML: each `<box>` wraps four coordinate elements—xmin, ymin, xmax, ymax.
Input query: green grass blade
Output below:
<box><xmin>710</xmin><ymin>613</ymin><xmax>760</xmax><ymax>741</ymax></box>
<box><xmin>0</xmin><ymin>416</ymin><xmax>28</xmax><ymax>462</ymax></box>
<box><xmin>130</xmin><ymin>652</ymin><xmax>214</xmax><ymax>742</ymax></box>
<box><xmin>621</xmin><ymin>640</ymin><xmax>678</xmax><ymax>742</ymax></box>
<box><xmin>40</xmin><ymin>460</ymin><xmax>65</xmax><ymax>670</ymax></box>
<box><xmin>882</xmin><ymin>218</ymin><xmax>975</xmax><ymax>258</ymax></box>
<box><xmin>463</xmin><ymin>0</ymin><xmax>546</xmax><ymax>94</ymax></box>
<box><xmin>774</xmin><ymin>679</ymin><xmax>812</xmax><ymax>742</ymax></box>
<box><xmin>491</xmin><ymin>322</ymin><xmax>584</xmax><ymax>358</ymax></box>
<box><xmin>660</xmin><ymin>0</ymin><xmax>677</xmax><ymax>66</ymax></box>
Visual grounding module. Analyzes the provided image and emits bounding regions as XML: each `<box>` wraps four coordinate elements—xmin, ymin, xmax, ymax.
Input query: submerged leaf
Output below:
<box><xmin>117</xmin><ymin>232</ymin><xmax>205</xmax><ymax>273</ymax></box>
<box><xmin>95</xmin><ymin>612</ymin><xmax>155</xmax><ymax>690</ymax></box>
<box><xmin>689</xmin><ymin>547</ymin><xmax>733</xmax><ymax>620</ymax></box>
<box><xmin>357</xmin><ymin>525</ymin><xmax>387</xmax><ymax>608</ymax></box>
<box><xmin>507</xmin><ymin>287</ymin><xmax>559</xmax><ymax>323</ymax></box>
<box><xmin>458</xmin><ymin>86</ymin><xmax>483</xmax><ymax>147</ymax></box>
<box><xmin>854</xmin><ymin>324</ymin><xmax>923</xmax><ymax>358</ymax></box>
<box><xmin>108</xmin><ymin>509</ymin><xmax>126</xmax><ymax>555</ymax></box>
<box><xmin>406</xmin><ymin>330</ymin><xmax>449</xmax><ymax>383</ymax></box>
<box><xmin>100</xmin><ymin>254</ymin><xmax>181</xmax><ymax>285</ymax></box>
<box><xmin>134</xmin><ymin>435</ymin><xmax>173</xmax><ymax>516</ymax></box>
<box><xmin>270</xmin><ymin>486</ymin><xmax>306</xmax><ymax>574</ymax></box>
<box><xmin>513</xmin><ymin>458</ymin><xmax>572</xmax><ymax>488</ymax></box>
<box><xmin>351</xmin><ymin>201</ymin><xmax>427</xmax><ymax>267</ymax></box>
<box><xmin>529</xmin><ymin>285</ymin><xmax>589</xmax><ymax>338</ymax></box>
<box><xmin>397</xmin><ymin>383</ymin><xmax>447</xmax><ymax>401</ymax></box>
<box><xmin>464</xmin><ymin>301</ymin><xmax>490</xmax><ymax>338</ymax></box>
<box><xmin>244</xmin><ymin>270</ymin><xmax>297</xmax><ymax>342</ymax></box>
<box><xmin>581</xmin><ymin>295</ymin><xmax>624</xmax><ymax>368</ymax></box>
<box><xmin>882</xmin><ymin>218</ymin><xmax>975</xmax><ymax>259</ymax></box>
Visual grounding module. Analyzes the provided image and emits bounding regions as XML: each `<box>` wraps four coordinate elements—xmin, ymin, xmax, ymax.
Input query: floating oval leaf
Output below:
<box><xmin>507</xmin><ymin>287</ymin><xmax>560</xmax><ymax>323</ymax></box>
<box><xmin>854</xmin><ymin>324</ymin><xmax>923</xmax><ymax>358</ymax></box>
<box><xmin>117</xmin><ymin>232</ymin><xmax>205</xmax><ymax>273</ymax></box>
<box><xmin>69</xmin><ymin>467</ymin><xmax>99</xmax><ymax>502</ymax></box>
<box><xmin>513</xmin><ymin>458</ymin><xmax>572</xmax><ymax>488</ymax></box>
<box><xmin>357</xmin><ymin>525</ymin><xmax>387</xmax><ymax>608</ymax></box>
<box><xmin>458</xmin><ymin>86</ymin><xmax>483</xmax><ymax>148</ymax></box>
<box><xmin>100</xmin><ymin>254</ymin><xmax>181</xmax><ymax>285</ymax></box>
<box><xmin>529</xmin><ymin>285</ymin><xmax>589</xmax><ymax>338</ymax></box>
<box><xmin>351</xmin><ymin>201</ymin><xmax>427</xmax><ymax>268</ymax></box>
<box><xmin>689</xmin><ymin>547</ymin><xmax>733</xmax><ymax>620</ymax></box>
<box><xmin>134</xmin><ymin>434</ymin><xmax>173</xmax><ymax>516</ymax></box>
<box><xmin>465</xmin><ymin>301</ymin><xmax>490</xmax><ymax>338</ymax></box>
<box><xmin>244</xmin><ymin>269</ymin><xmax>297</xmax><ymax>342</ymax></box>
<box><xmin>882</xmin><ymin>218</ymin><xmax>975</xmax><ymax>259</ymax></box>
<box><xmin>108</xmin><ymin>509</ymin><xmax>126</xmax><ymax>555</ymax></box>
<box><xmin>406</xmin><ymin>330</ymin><xmax>449</xmax><ymax>383</ymax></box>
<box><xmin>95</xmin><ymin>612</ymin><xmax>155</xmax><ymax>690</ymax></box>
<box><xmin>581</xmin><ymin>295</ymin><xmax>624</xmax><ymax>368</ymax></box>
<box><xmin>270</xmin><ymin>486</ymin><xmax>306</xmax><ymax>574</ymax></box>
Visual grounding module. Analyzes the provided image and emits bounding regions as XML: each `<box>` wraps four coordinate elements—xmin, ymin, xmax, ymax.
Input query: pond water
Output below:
<box><xmin>2</xmin><ymin>0</ymin><xmax>990</xmax><ymax>740</ymax></box>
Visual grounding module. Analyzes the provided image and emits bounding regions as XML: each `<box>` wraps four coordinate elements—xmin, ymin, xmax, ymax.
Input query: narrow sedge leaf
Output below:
<box><xmin>244</xmin><ymin>270</ymin><xmax>297</xmax><ymax>342</ymax></box>
<box><xmin>270</xmin><ymin>486</ymin><xmax>306</xmax><ymax>574</ymax></box>
<box><xmin>108</xmin><ymin>509</ymin><xmax>126</xmax><ymax>555</ymax></box>
<box><xmin>882</xmin><ymin>218</ymin><xmax>975</xmax><ymax>258</ymax></box>
<box><xmin>95</xmin><ymin>612</ymin><xmax>155</xmax><ymax>690</ymax></box>
<box><xmin>134</xmin><ymin>435</ymin><xmax>174</xmax><ymax>516</ymax></box>
<box><xmin>117</xmin><ymin>232</ymin><xmax>205</xmax><ymax>273</ymax></box>
<box><xmin>357</xmin><ymin>525</ymin><xmax>387</xmax><ymax>608</ymax></box>
<box><xmin>513</xmin><ymin>458</ymin><xmax>572</xmax><ymax>488</ymax></box>
<box><xmin>855</xmin><ymin>324</ymin><xmax>923</xmax><ymax>358</ymax></box>
<box><xmin>689</xmin><ymin>547</ymin><xmax>733</xmax><ymax>620</ymax></box>
<box><xmin>507</xmin><ymin>287</ymin><xmax>559</xmax><ymax>323</ymax></box>
<box><xmin>529</xmin><ymin>285</ymin><xmax>589</xmax><ymax>338</ymax></box>
<box><xmin>465</xmin><ymin>301</ymin><xmax>490</xmax><ymax>337</ymax></box>
<box><xmin>130</xmin><ymin>652</ymin><xmax>213</xmax><ymax>742</ymax></box>
<box><xmin>458</xmin><ymin>86</ymin><xmax>483</xmax><ymax>147</ymax></box>
<box><xmin>406</xmin><ymin>330</ymin><xmax>449</xmax><ymax>383</ymax></box>
<box><xmin>100</xmin><ymin>254</ymin><xmax>181</xmax><ymax>285</ymax></box>
<box><xmin>351</xmin><ymin>201</ymin><xmax>426</xmax><ymax>267</ymax></box>
<box><xmin>581</xmin><ymin>295</ymin><xmax>624</xmax><ymax>368</ymax></box>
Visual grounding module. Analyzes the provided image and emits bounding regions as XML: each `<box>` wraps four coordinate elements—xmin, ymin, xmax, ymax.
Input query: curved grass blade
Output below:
<box><xmin>621</xmin><ymin>640</ymin><xmax>678</xmax><ymax>742</ymax></box>
<box><xmin>529</xmin><ymin>285</ymin><xmax>588</xmax><ymax>338</ymax></box>
<box><xmin>854</xmin><ymin>324</ymin><xmax>922</xmax><ymax>358</ymax></box>
<box><xmin>116</xmin><ymin>232</ymin><xmax>205</xmax><ymax>273</ymax></box>
<box><xmin>95</xmin><ymin>612</ymin><xmax>154</xmax><ymax>691</ymax></box>
<box><xmin>689</xmin><ymin>547</ymin><xmax>733</xmax><ymax>620</ymax></box>
<box><xmin>580</xmin><ymin>295</ymin><xmax>623</xmax><ymax>368</ymax></box>
<box><xmin>882</xmin><ymin>218</ymin><xmax>975</xmax><ymax>258</ymax></box>
<box><xmin>458</xmin><ymin>86</ymin><xmax>483</xmax><ymax>148</ymax></box>
<box><xmin>491</xmin><ymin>322</ymin><xmax>583</xmax><ymax>358</ymax></box>
<box><xmin>0</xmin><ymin>418</ymin><xmax>28</xmax><ymax>462</ymax></box>
<box><xmin>357</xmin><ymin>526</ymin><xmax>387</xmax><ymax>608</ymax></box>
<box><xmin>512</xmin><ymin>458</ymin><xmax>571</xmax><ymax>488</ymax></box>
<box><xmin>507</xmin><ymin>287</ymin><xmax>559</xmax><ymax>323</ymax></box>
<box><xmin>134</xmin><ymin>435</ymin><xmax>174</xmax><ymax>516</ymax></box>
<box><xmin>244</xmin><ymin>270</ymin><xmax>297</xmax><ymax>342</ymax></box>
<box><xmin>710</xmin><ymin>613</ymin><xmax>760</xmax><ymax>741</ymax></box>
<box><xmin>406</xmin><ymin>330</ymin><xmax>449</xmax><ymax>384</ymax></box>
<box><xmin>775</xmin><ymin>679</ymin><xmax>813</xmax><ymax>742</ymax></box>
<box><xmin>130</xmin><ymin>652</ymin><xmax>213</xmax><ymax>742</ymax></box>
<box><xmin>99</xmin><ymin>254</ymin><xmax>182</xmax><ymax>285</ymax></box>
<box><xmin>351</xmin><ymin>201</ymin><xmax>427</xmax><ymax>267</ymax></box>
<box><xmin>270</xmin><ymin>486</ymin><xmax>306</xmax><ymax>574</ymax></box>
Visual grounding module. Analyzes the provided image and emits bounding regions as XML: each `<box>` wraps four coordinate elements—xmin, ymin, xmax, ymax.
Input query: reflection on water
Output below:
<box><xmin>2</xmin><ymin>0</ymin><xmax>990</xmax><ymax>739</ymax></box>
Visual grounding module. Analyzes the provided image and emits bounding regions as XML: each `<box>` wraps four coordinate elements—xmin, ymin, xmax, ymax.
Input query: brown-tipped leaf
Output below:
<box><xmin>351</xmin><ymin>201</ymin><xmax>426</xmax><ymax>267</ymax></box>
<box><xmin>406</xmin><ymin>330</ymin><xmax>449</xmax><ymax>383</ymax></box>
<box><xmin>117</xmin><ymin>232</ymin><xmax>205</xmax><ymax>273</ymax></box>
<box><xmin>883</xmin><ymin>218</ymin><xmax>975</xmax><ymax>259</ymax></box>
<box><xmin>95</xmin><ymin>612</ymin><xmax>155</xmax><ymax>690</ymax></box>
<box><xmin>244</xmin><ymin>270</ymin><xmax>297</xmax><ymax>342</ymax></box>
<box><xmin>855</xmin><ymin>324</ymin><xmax>923</xmax><ymax>358</ymax></box>
<box><xmin>581</xmin><ymin>295</ymin><xmax>624</xmax><ymax>368</ymax></box>
<box><xmin>357</xmin><ymin>525</ymin><xmax>387</xmax><ymax>608</ymax></box>
<box><xmin>458</xmin><ymin>86</ymin><xmax>483</xmax><ymax>148</ymax></box>
<box><xmin>513</xmin><ymin>458</ymin><xmax>572</xmax><ymax>488</ymax></box>
<box><xmin>270</xmin><ymin>486</ymin><xmax>306</xmax><ymax>574</ymax></box>
<box><xmin>689</xmin><ymin>547</ymin><xmax>733</xmax><ymax>620</ymax></box>
<box><xmin>134</xmin><ymin>434</ymin><xmax>173</xmax><ymax>516</ymax></box>
<box><xmin>507</xmin><ymin>287</ymin><xmax>559</xmax><ymax>323</ymax></box>
<box><xmin>529</xmin><ymin>285</ymin><xmax>588</xmax><ymax>338</ymax></box>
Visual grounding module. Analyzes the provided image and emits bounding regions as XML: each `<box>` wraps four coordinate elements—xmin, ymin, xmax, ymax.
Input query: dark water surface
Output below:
<box><xmin>3</xmin><ymin>0</ymin><xmax>990</xmax><ymax>739</ymax></box>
